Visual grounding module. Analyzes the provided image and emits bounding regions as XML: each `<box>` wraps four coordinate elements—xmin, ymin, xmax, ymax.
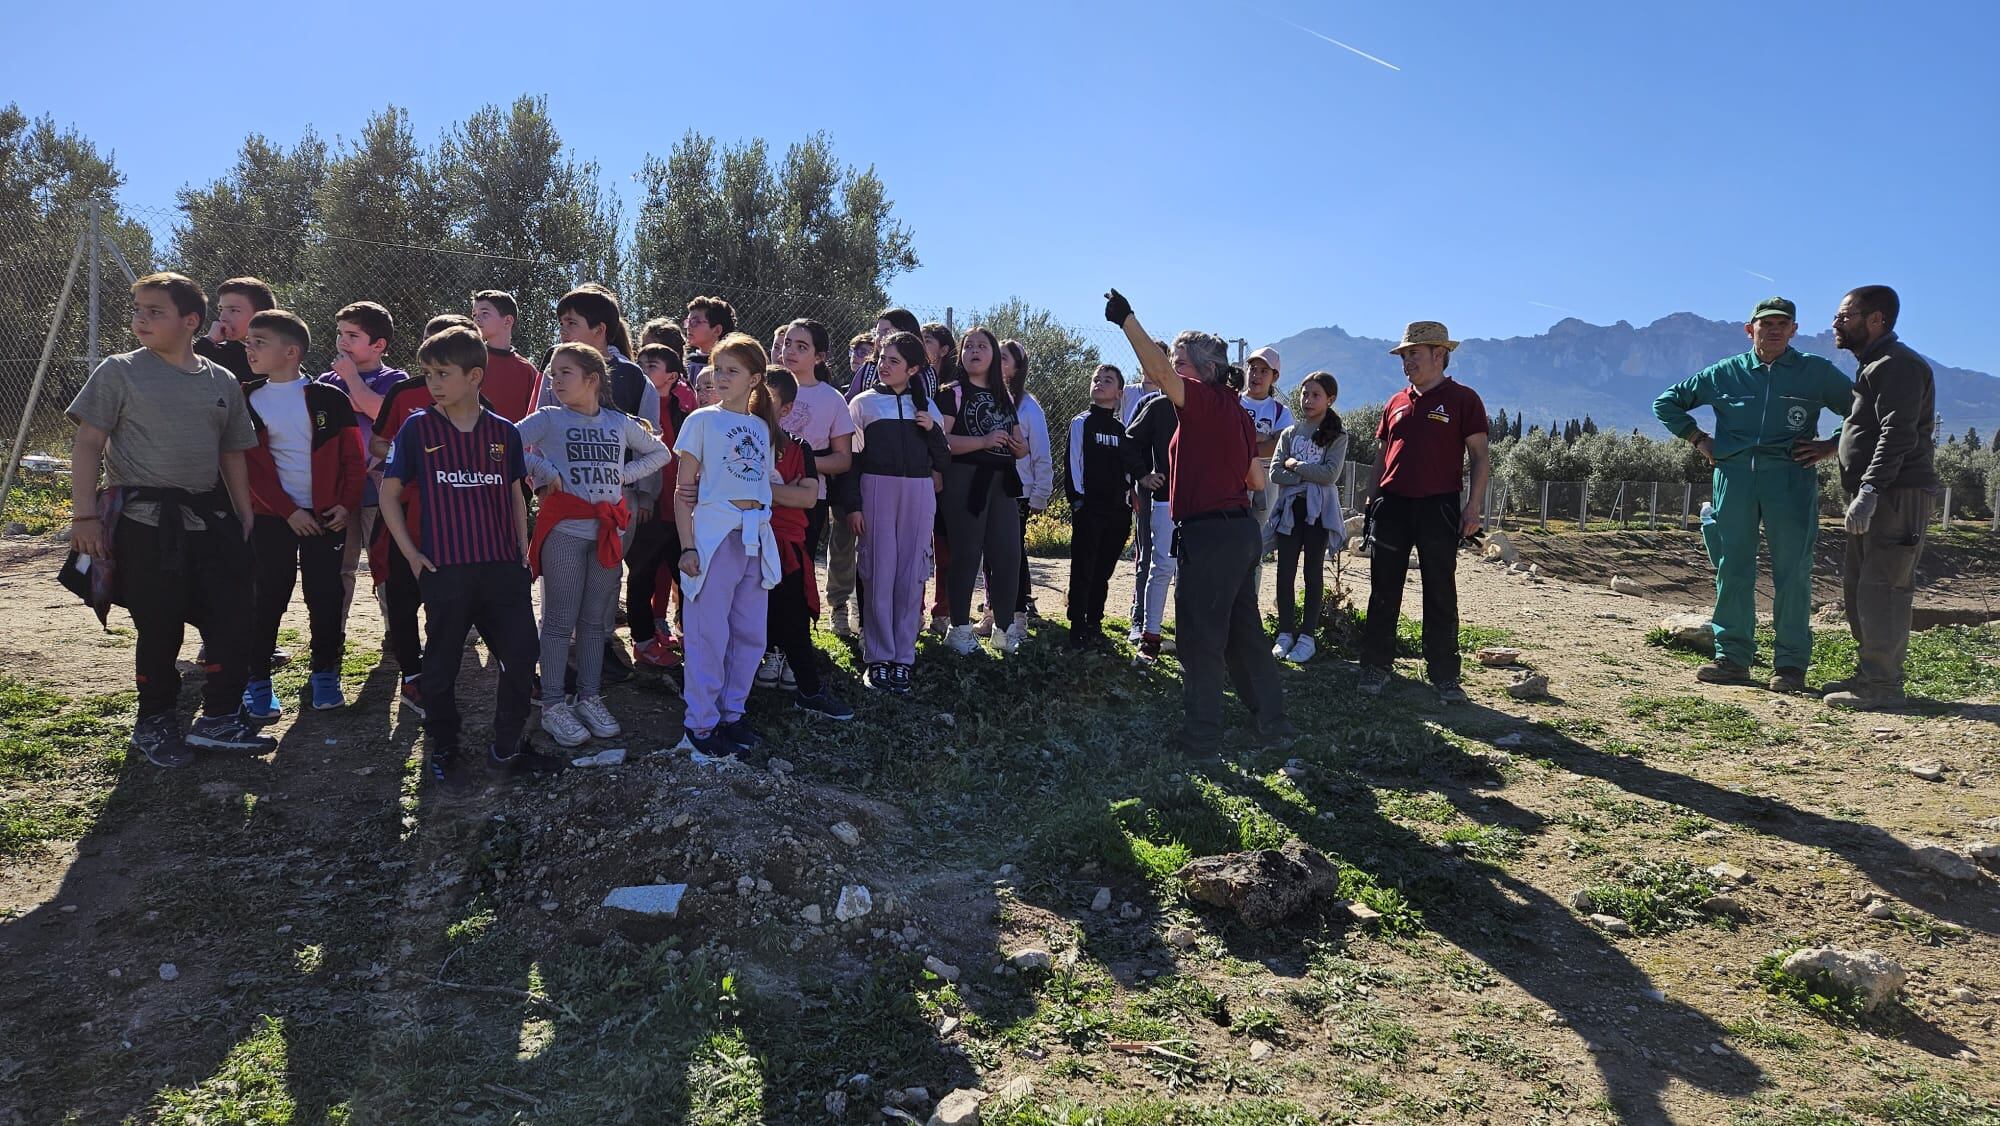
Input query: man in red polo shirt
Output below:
<box><xmin>1360</xmin><ymin>321</ymin><xmax>1491</xmax><ymax>703</ymax></box>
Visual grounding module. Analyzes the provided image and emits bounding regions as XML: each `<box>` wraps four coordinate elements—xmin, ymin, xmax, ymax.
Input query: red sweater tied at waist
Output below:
<box><xmin>530</xmin><ymin>490</ymin><xmax>631</xmax><ymax>578</ymax></box>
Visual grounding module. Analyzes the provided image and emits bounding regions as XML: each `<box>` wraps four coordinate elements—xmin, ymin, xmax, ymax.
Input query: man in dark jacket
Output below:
<box><xmin>1815</xmin><ymin>285</ymin><xmax>1937</xmax><ymax>709</ymax></box>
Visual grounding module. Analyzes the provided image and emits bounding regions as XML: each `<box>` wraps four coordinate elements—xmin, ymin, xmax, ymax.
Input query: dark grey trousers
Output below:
<box><xmin>1843</xmin><ymin>486</ymin><xmax>1935</xmax><ymax>695</ymax></box>
<box><xmin>1175</xmin><ymin>512</ymin><xmax>1285</xmax><ymax>741</ymax></box>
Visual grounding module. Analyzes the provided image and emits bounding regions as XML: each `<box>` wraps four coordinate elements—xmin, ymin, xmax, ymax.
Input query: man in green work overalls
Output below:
<box><xmin>1653</xmin><ymin>298</ymin><xmax>1853</xmax><ymax>692</ymax></box>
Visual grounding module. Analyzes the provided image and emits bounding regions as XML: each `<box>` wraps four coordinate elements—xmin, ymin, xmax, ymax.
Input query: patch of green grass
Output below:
<box><xmin>1724</xmin><ymin>1016</ymin><xmax>1815</xmax><ymax>1052</ymax></box>
<box><xmin>149</xmin><ymin>1015</ymin><xmax>304</xmax><ymax>1125</ymax></box>
<box><xmin>1439</xmin><ymin>823</ymin><xmax>1527</xmax><ymax>863</ymax></box>
<box><xmin>1138</xmin><ymin>974</ymin><xmax>1226</xmax><ymax>1025</ymax></box>
<box><xmin>1378</xmin><ymin>789</ymin><xmax>1456</xmax><ymax>824</ymax></box>
<box><xmin>0</xmin><ymin>477</ymin><xmax>72</xmax><ymax>533</ymax></box>
<box><xmin>1580</xmin><ymin>858</ymin><xmax>1723</xmax><ymax>936</ymax></box>
<box><xmin>1851</xmin><ymin>1081</ymin><xmax>2000</xmax><ymax>1125</ymax></box>
<box><xmin>0</xmin><ymin>678</ymin><xmax>129</xmax><ymax>854</ymax></box>
<box><xmin>1873</xmin><ymin>905</ymin><xmax>1969</xmax><ymax>947</ymax></box>
<box><xmin>1230</xmin><ymin>1007</ymin><xmax>1284</xmax><ymax>1041</ymax></box>
<box><xmin>1754</xmin><ymin>952</ymin><xmax>1869</xmax><ymax>1026</ymax></box>
<box><xmin>1825</xmin><ymin>624</ymin><xmax>2000</xmax><ymax>703</ymax></box>
<box><xmin>1624</xmin><ymin>693</ymin><xmax>1794</xmax><ymax>747</ymax></box>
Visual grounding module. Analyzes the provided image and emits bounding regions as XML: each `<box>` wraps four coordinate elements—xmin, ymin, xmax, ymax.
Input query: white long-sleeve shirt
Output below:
<box><xmin>1015</xmin><ymin>392</ymin><xmax>1054</xmax><ymax>510</ymax></box>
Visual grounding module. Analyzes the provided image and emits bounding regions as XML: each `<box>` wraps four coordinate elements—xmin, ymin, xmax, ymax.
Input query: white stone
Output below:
<box><xmin>1346</xmin><ymin>901</ymin><xmax>1382</xmax><ymax>922</ymax></box>
<box><xmin>1475</xmin><ymin>647</ymin><xmax>1523</xmax><ymax>667</ymax></box>
<box><xmin>1505</xmin><ymin>672</ymin><xmax>1551</xmax><ymax>700</ymax></box>
<box><xmin>1481</xmin><ymin>532</ymin><xmax>1517</xmax><ymax>563</ymax></box>
<box><xmin>1951</xmin><ymin>986</ymin><xmax>1982</xmax><ymax>1004</ymax></box>
<box><xmin>835</xmin><ymin>885</ymin><xmax>873</xmax><ymax>922</ymax></box>
<box><xmin>1089</xmin><ymin>887</ymin><xmax>1112</xmax><ymax>912</ymax></box>
<box><xmin>1913</xmin><ymin>842</ymin><xmax>1982</xmax><ymax>882</ymax></box>
<box><xmin>1905</xmin><ymin>762</ymin><xmax>1946</xmax><ymax>782</ymax></box>
<box><xmin>928</xmin><ymin>1087</ymin><xmax>987</xmax><ymax>1126</ymax></box>
<box><xmin>603</xmin><ymin>884</ymin><xmax>688</xmax><ymax>917</ymax></box>
<box><xmin>830</xmin><ymin>821</ymin><xmax>863</xmax><ymax>847</ymax></box>
<box><xmin>995</xmin><ymin>1077</ymin><xmax>1033</xmax><ymax>1103</ymax></box>
<box><xmin>1657</xmin><ymin>613</ymin><xmax>1713</xmax><ymax>648</ymax></box>
<box><xmin>1009</xmin><ymin>948</ymin><xmax>1053</xmax><ymax>971</ymax></box>
<box><xmin>1493</xmin><ymin>732</ymin><xmax>1525</xmax><ymax>748</ymax></box>
<box><xmin>1706</xmin><ymin>862</ymin><xmax>1751</xmax><ymax>885</ymax></box>
<box><xmin>1119</xmin><ymin>902</ymin><xmax>1143</xmax><ymax>920</ymax></box>
<box><xmin>1865</xmin><ymin>900</ymin><xmax>1896</xmax><ymax>919</ymax></box>
<box><xmin>800</xmin><ymin>904</ymin><xmax>822</xmax><ymax>925</ymax></box>
<box><xmin>570</xmin><ymin>747</ymin><xmax>627</xmax><ymax>767</ymax></box>
<box><xmin>924</xmin><ymin>955</ymin><xmax>961</xmax><ymax>982</ymax></box>
<box><xmin>1248</xmin><ymin>1039</ymin><xmax>1275</xmax><ymax>1061</ymax></box>
<box><xmin>1968</xmin><ymin>841</ymin><xmax>2000</xmax><ymax>862</ymax></box>
<box><xmin>1589</xmin><ymin>913</ymin><xmax>1633</xmax><ymax>936</ymax></box>
<box><xmin>1166</xmin><ymin>924</ymin><xmax>1199</xmax><ymax>950</ymax></box>
<box><xmin>158</xmin><ymin>963</ymin><xmax>179</xmax><ymax>982</ymax></box>
<box><xmin>1610</xmin><ymin>575</ymin><xmax>1645</xmax><ymax>595</ymax></box>
<box><xmin>767</xmin><ymin>756</ymin><xmax>796</xmax><ymax>774</ymax></box>
<box><xmin>1779</xmin><ymin>947</ymin><xmax>1908</xmax><ymax>1013</ymax></box>
<box><xmin>824</xmin><ymin>1091</ymin><xmax>848</xmax><ymax>1116</ymax></box>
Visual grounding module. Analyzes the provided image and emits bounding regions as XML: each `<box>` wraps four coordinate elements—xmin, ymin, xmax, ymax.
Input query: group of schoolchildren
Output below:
<box><xmin>68</xmin><ymin>272</ymin><xmax>1354</xmax><ymax>785</ymax></box>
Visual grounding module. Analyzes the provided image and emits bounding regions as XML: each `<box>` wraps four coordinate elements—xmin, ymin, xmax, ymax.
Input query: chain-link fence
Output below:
<box><xmin>0</xmin><ymin>200</ymin><xmax>1133</xmax><ymax>519</ymax></box>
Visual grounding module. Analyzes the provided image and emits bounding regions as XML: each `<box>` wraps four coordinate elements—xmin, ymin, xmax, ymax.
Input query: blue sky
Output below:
<box><xmin>15</xmin><ymin>0</ymin><xmax>1999</xmax><ymax>372</ymax></box>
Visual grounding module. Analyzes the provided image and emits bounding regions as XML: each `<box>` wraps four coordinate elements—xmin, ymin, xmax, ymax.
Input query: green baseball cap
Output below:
<box><xmin>1751</xmin><ymin>296</ymin><xmax>1797</xmax><ymax>322</ymax></box>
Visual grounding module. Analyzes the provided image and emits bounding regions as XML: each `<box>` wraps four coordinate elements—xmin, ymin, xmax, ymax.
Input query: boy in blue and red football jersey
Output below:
<box><xmin>379</xmin><ymin>326</ymin><xmax>562</xmax><ymax>786</ymax></box>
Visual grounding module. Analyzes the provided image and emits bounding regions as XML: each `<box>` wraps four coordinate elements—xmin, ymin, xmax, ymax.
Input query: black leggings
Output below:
<box><xmin>625</xmin><ymin>517</ymin><xmax>678</xmax><ymax>644</ymax></box>
<box><xmin>766</xmin><ymin>566</ymin><xmax>823</xmax><ymax>696</ymax></box>
<box><xmin>1275</xmin><ymin>499</ymin><xmax>1331</xmax><ymax>635</ymax></box>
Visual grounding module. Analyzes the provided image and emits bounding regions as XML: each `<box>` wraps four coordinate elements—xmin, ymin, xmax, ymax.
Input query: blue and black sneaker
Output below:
<box><xmin>794</xmin><ymin>687</ymin><xmax>855</xmax><ymax>721</ymax></box>
<box><xmin>186</xmin><ymin>712</ymin><xmax>278</xmax><ymax>753</ymax></box>
<box><xmin>716</xmin><ymin>718</ymin><xmax>765</xmax><ymax>751</ymax></box>
<box><xmin>488</xmin><ymin>739</ymin><xmax>569</xmax><ymax>777</ymax></box>
<box><xmin>241</xmin><ymin>680</ymin><xmax>281</xmax><ymax>726</ymax></box>
<box><xmin>309</xmin><ymin>671</ymin><xmax>344</xmax><ymax>711</ymax></box>
<box><xmin>131</xmin><ymin>712</ymin><xmax>193</xmax><ymax>769</ymax></box>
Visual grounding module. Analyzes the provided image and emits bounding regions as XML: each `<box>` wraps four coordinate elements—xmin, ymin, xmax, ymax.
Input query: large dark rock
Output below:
<box><xmin>1175</xmin><ymin>840</ymin><xmax>1343</xmax><ymax>927</ymax></box>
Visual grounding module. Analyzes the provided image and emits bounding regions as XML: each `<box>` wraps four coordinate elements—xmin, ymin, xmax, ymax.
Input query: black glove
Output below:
<box><xmin>1103</xmin><ymin>289</ymin><xmax>1133</xmax><ymax>326</ymax></box>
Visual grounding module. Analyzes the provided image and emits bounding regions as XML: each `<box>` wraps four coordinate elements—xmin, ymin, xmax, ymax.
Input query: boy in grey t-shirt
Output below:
<box><xmin>66</xmin><ymin>272</ymin><xmax>274</xmax><ymax>767</ymax></box>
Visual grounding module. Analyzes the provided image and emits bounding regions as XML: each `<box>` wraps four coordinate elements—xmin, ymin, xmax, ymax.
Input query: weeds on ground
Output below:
<box><xmin>1579</xmin><ymin>858</ymin><xmax>1723</xmax><ymax>936</ymax></box>
<box><xmin>1753</xmin><ymin>952</ymin><xmax>1870</xmax><ymax>1026</ymax></box>
<box><xmin>1623</xmin><ymin>693</ymin><xmax>1793</xmax><ymax>747</ymax></box>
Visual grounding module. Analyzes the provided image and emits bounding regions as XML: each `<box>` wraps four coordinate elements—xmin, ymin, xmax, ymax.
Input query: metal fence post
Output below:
<box><xmin>1649</xmin><ymin>482</ymin><xmax>1658</xmax><ymax>530</ymax></box>
<box><xmin>0</xmin><ymin>227</ymin><xmax>89</xmax><ymax>520</ymax></box>
<box><xmin>944</xmin><ymin>306</ymin><xmax>954</xmax><ymax>334</ymax></box>
<box><xmin>86</xmin><ymin>199</ymin><xmax>102</xmax><ymax>371</ymax></box>
<box><xmin>1992</xmin><ymin>483</ymin><xmax>1999</xmax><ymax>531</ymax></box>
<box><xmin>1580</xmin><ymin>480</ymin><xmax>1590</xmax><ymax>532</ymax></box>
<box><xmin>1941</xmin><ymin>486</ymin><xmax>1952</xmax><ymax>531</ymax></box>
<box><xmin>1539</xmin><ymin>481</ymin><xmax>1549</xmax><ymax>532</ymax></box>
<box><xmin>1681</xmin><ymin>483</ymin><xmax>1691</xmax><ymax>530</ymax></box>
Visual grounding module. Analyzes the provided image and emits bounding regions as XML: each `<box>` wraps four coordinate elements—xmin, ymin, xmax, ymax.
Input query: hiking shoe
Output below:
<box><xmin>1818</xmin><ymin>676</ymin><xmax>1862</xmax><ymax>696</ymax></box>
<box><xmin>756</xmin><ymin>651</ymin><xmax>790</xmax><ymax>690</ymax></box>
<box><xmin>1435</xmin><ymin>681</ymin><xmax>1470</xmax><ymax>706</ymax></box>
<box><xmin>489</xmin><ymin>740</ymin><xmax>569</xmax><ymax>776</ymax></box>
<box><xmin>1359</xmin><ymin>665</ymin><xmax>1393</xmax><ymax>696</ymax></box>
<box><xmin>716</xmin><ymin>718</ymin><xmax>765</xmax><ymax>751</ymax></box>
<box><xmin>1272</xmin><ymin>633</ymin><xmax>1296</xmax><ymax>661</ymax></box>
<box><xmin>1768</xmin><ymin>667</ymin><xmax>1808</xmax><ymax>694</ymax></box>
<box><xmin>977</xmin><ymin>606</ymin><xmax>995</xmax><ymax>638</ymax></box>
<box><xmin>996</xmin><ymin>620</ymin><xmax>1026</xmax><ymax>655</ymax></box>
<box><xmin>186</xmin><ymin>712</ymin><xmax>278</xmax><ymax>753</ymax></box>
<box><xmin>864</xmin><ymin>663</ymin><xmax>897</xmax><ymax>692</ymax></box>
<box><xmin>675</xmin><ymin>726</ymin><xmax>738</xmax><ymax>758</ymax></box>
<box><xmin>573</xmin><ymin>695</ymin><xmax>622</xmax><ymax>739</ymax></box>
<box><xmin>309</xmin><ymin>671</ymin><xmax>344</xmax><ymax>711</ymax></box>
<box><xmin>1696</xmin><ymin>660</ymin><xmax>1754</xmax><ymax>685</ymax></box>
<box><xmin>945</xmin><ymin>624</ymin><xmax>980</xmax><ymax>655</ymax></box>
<box><xmin>891</xmin><ymin>664</ymin><xmax>914</xmax><ymax>694</ymax></box>
<box><xmin>1288</xmin><ymin>635</ymin><xmax>1318</xmax><ymax>664</ymax></box>
<box><xmin>599</xmin><ymin>639</ymin><xmax>633</xmax><ymax>684</ymax></box>
<box><xmin>796</xmin><ymin>687</ymin><xmax>855</xmax><ymax>720</ymax></box>
<box><xmin>399</xmin><ymin>677</ymin><xmax>427</xmax><ymax>719</ymax></box>
<box><xmin>131</xmin><ymin>712</ymin><xmax>192</xmax><ymax>769</ymax></box>
<box><xmin>241</xmin><ymin>679</ymin><xmax>281</xmax><ymax>726</ymax></box>
<box><xmin>540</xmin><ymin>701</ymin><xmax>591</xmax><ymax>748</ymax></box>
<box><xmin>635</xmin><ymin>636</ymin><xmax>683</xmax><ymax>670</ymax></box>
<box><xmin>830</xmin><ymin>604</ymin><xmax>856</xmax><ymax>638</ymax></box>
<box><xmin>1824</xmin><ymin>689</ymin><xmax>1904</xmax><ymax>712</ymax></box>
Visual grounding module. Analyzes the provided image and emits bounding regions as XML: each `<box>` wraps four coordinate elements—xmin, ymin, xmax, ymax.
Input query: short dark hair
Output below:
<box><xmin>765</xmin><ymin>364</ymin><xmax>799</xmax><ymax>406</ymax></box>
<box><xmin>636</xmin><ymin>342</ymin><xmax>685</xmax><ymax>375</ymax></box>
<box><xmin>1095</xmin><ymin>363</ymin><xmax>1122</xmax><ymax>380</ymax></box>
<box><xmin>876</xmin><ymin>307</ymin><xmax>922</xmax><ymax>336</ymax></box>
<box><xmin>557</xmin><ymin>286</ymin><xmax>629</xmax><ymax>352</ymax></box>
<box><xmin>849</xmin><ymin>332</ymin><xmax>874</xmax><ymax>352</ymax></box>
<box><xmin>1846</xmin><ymin>285</ymin><xmax>1900</xmax><ymax>331</ymax></box>
<box><xmin>218</xmin><ymin>277</ymin><xmax>277</xmax><ymax>312</ymax></box>
<box><xmin>470</xmin><ymin>289</ymin><xmax>518</xmax><ymax>320</ymax></box>
<box><xmin>416</xmin><ymin>325</ymin><xmax>487</xmax><ymax>373</ymax></box>
<box><xmin>424</xmin><ymin>312</ymin><xmax>476</xmax><ymax>339</ymax></box>
<box><xmin>640</xmin><ymin>317</ymin><xmax>685</xmax><ymax>352</ymax></box>
<box><xmin>336</xmin><ymin>301</ymin><xmax>394</xmax><ymax>346</ymax></box>
<box><xmin>685</xmin><ymin>295</ymin><xmax>737</xmax><ymax>335</ymax></box>
<box><xmin>249</xmin><ymin>309</ymin><xmax>311</xmax><ymax>354</ymax></box>
<box><xmin>132</xmin><ymin>272</ymin><xmax>206</xmax><ymax>320</ymax></box>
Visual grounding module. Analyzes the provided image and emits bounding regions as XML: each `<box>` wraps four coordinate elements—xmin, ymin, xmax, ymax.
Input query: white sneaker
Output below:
<box><xmin>540</xmin><ymin>700</ymin><xmax>590</xmax><ymax>748</ymax></box>
<box><xmin>946</xmin><ymin>624</ymin><xmax>980</xmax><ymax>655</ymax></box>
<box><xmin>1287</xmin><ymin>635</ymin><xmax>1318</xmax><ymax>664</ymax></box>
<box><xmin>996</xmin><ymin>619</ymin><xmax>1026</xmax><ymax>654</ymax></box>
<box><xmin>755</xmin><ymin>651</ymin><xmax>788</xmax><ymax>689</ymax></box>
<box><xmin>1272</xmin><ymin>633</ymin><xmax>1296</xmax><ymax>660</ymax></box>
<box><xmin>830</xmin><ymin>604</ymin><xmax>855</xmax><ymax>637</ymax></box>
<box><xmin>930</xmin><ymin>613</ymin><xmax>951</xmax><ymax>637</ymax></box>
<box><xmin>977</xmin><ymin>606</ymin><xmax>995</xmax><ymax>638</ymax></box>
<box><xmin>573</xmin><ymin>695</ymin><xmax>622</xmax><ymax>738</ymax></box>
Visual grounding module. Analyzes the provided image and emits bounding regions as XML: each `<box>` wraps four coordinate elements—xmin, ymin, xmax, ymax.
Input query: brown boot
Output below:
<box><xmin>1768</xmin><ymin>667</ymin><xmax>1807</xmax><ymax>693</ymax></box>
<box><xmin>1696</xmin><ymin>660</ymin><xmax>1753</xmax><ymax>685</ymax></box>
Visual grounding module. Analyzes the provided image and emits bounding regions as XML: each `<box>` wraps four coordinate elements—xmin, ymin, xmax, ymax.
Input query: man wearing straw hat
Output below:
<box><xmin>1358</xmin><ymin>321</ymin><xmax>1490</xmax><ymax>703</ymax></box>
<box><xmin>1653</xmin><ymin>297</ymin><xmax>1852</xmax><ymax>693</ymax></box>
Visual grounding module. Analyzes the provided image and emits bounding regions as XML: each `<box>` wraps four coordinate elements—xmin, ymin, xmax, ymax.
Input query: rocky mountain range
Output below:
<box><xmin>1269</xmin><ymin>314</ymin><xmax>2000</xmax><ymax>437</ymax></box>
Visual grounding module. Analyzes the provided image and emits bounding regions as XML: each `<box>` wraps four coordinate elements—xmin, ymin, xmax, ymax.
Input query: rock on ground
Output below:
<box><xmin>1610</xmin><ymin>575</ymin><xmax>1646</xmax><ymax>595</ymax></box>
<box><xmin>1913</xmin><ymin>843</ymin><xmax>1982</xmax><ymax>882</ymax></box>
<box><xmin>1482</xmin><ymin>532</ymin><xmax>1518</xmax><ymax>563</ymax></box>
<box><xmin>1176</xmin><ymin>839</ymin><xmax>1343</xmax><ymax>927</ymax></box>
<box><xmin>1657</xmin><ymin>612</ymin><xmax>1713</xmax><ymax>649</ymax></box>
<box><xmin>1780</xmin><ymin>947</ymin><xmax>1908</xmax><ymax>1013</ymax></box>
<box><xmin>1506</xmin><ymin>672</ymin><xmax>1551</xmax><ymax>700</ymax></box>
<box><xmin>602</xmin><ymin>884</ymin><xmax>687</xmax><ymax>917</ymax></box>
<box><xmin>1476</xmin><ymin>647</ymin><xmax>1523</xmax><ymax>667</ymax></box>
<box><xmin>928</xmin><ymin>1088</ymin><xmax>987</xmax><ymax>1126</ymax></box>
<box><xmin>835</xmin><ymin>885</ymin><xmax>874</xmax><ymax>921</ymax></box>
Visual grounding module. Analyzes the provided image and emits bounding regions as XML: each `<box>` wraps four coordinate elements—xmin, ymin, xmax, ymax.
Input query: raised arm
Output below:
<box><xmin>1104</xmin><ymin>290</ymin><xmax>1181</xmax><ymax>408</ymax></box>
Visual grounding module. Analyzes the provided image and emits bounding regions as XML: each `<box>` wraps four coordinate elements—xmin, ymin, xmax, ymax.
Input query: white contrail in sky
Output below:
<box><xmin>1741</xmin><ymin>267</ymin><xmax>1776</xmax><ymax>283</ymax></box>
<box><xmin>1527</xmin><ymin>300</ymin><xmax>1581</xmax><ymax>316</ymax></box>
<box><xmin>1277</xmin><ymin>17</ymin><xmax>1402</xmax><ymax>71</ymax></box>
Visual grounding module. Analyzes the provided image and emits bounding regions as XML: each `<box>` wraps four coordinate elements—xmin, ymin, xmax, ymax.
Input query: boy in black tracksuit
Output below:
<box><xmin>1066</xmin><ymin>365</ymin><xmax>1144</xmax><ymax>649</ymax></box>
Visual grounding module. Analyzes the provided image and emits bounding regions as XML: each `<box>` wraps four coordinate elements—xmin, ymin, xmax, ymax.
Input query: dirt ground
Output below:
<box><xmin>1</xmin><ymin>525</ymin><xmax>1997</xmax><ymax>1124</ymax></box>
